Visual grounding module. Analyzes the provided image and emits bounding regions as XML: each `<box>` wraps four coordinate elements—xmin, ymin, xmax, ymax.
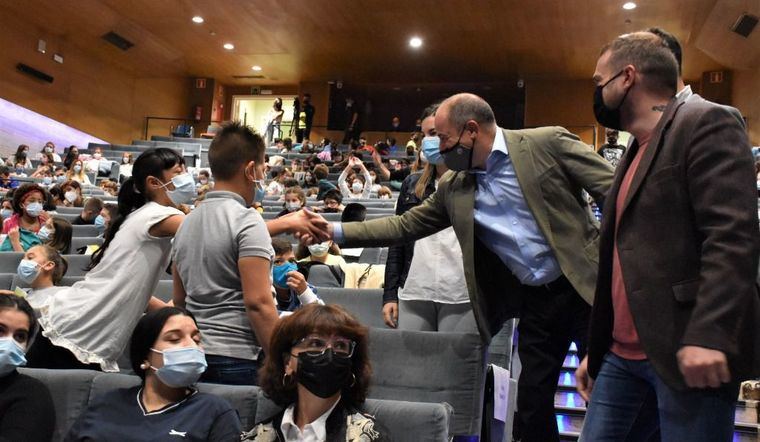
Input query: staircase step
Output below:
<box><xmin>555</xmin><ymin>412</ymin><xmax>584</xmax><ymax>440</ymax></box>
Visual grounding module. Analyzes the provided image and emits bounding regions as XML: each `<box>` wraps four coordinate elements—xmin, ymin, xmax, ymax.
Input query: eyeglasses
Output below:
<box><xmin>293</xmin><ymin>334</ymin><xmax>356</xmax><ymax>358</ymax></box>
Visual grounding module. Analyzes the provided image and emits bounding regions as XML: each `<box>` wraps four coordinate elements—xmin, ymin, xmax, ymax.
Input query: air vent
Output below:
<box><xmin>232</xmin><ymin>75</ymin><xmax>266</xmax><ymax>79</ymax></box>
<box><xmin>101</xmin><ymin>31</ymin><xmax>134</xmax><ymax>51</ymax></box>
<box><xmin>731</xmin><ymin>13</ymin><xmax>758</xmax><ymax>38</ymax></box>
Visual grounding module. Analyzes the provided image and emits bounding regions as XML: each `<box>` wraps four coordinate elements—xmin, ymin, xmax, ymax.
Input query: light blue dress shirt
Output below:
<box><xmin>334</xmin><ymin>129</ymin><xmax>561</xmax><ymax>286</ymax></box>
<box><xmin>472</xmin><ymin>130</ymin><xmax>561</xmax><ymax>286</ymax></box>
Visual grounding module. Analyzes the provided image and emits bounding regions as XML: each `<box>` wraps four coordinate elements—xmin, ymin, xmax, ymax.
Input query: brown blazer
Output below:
<box><xmin>341</xmin><ymin>127</ymin><xmax>615</xmax><ymax>341</ymax></box>
<box><xmin>587</xmin><ymin>97</ymin><xmax>760</xmax><ymax>390</ymax></box>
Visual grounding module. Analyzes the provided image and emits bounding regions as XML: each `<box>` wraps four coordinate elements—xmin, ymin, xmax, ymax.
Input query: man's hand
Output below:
<box><xmin>286</xmin><ymin>271</ymin><xmax>308</xmax><ymax>295</ymax></box>
<box><xmin>296</xmin><ymin>216</ymin><xmax>334</xmax><ymax>246</ymax></box>
<box><xmin>282</xmin><ymin>208</ymin><xmax>329</xmax><ymax>242</ymax></box>
<box><xmin>677</xmin><ymin>345</ymin><xmax>731</xmax><ymax>389</ymax></box>
<box><xmin>382</xmin><ymin>302</ymin><xmax>398</xmax><ymax>328</ymax></box>
<box><xmin>575</xmin><ymin>355</ymin><xmax>594</xmax><ymax>402</ymax></box>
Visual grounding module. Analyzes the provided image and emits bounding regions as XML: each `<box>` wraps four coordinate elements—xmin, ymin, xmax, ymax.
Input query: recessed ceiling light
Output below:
<box><xmin>252</xmin><ymin>65</ymin><xmax>262</xmax><ymax>71</ymax></box>
<box><xmin>223</xmin><ymin>43</ymin><xmax>234</xmax><ymax>50</ymax></box>
<box><xmin>192</xmin><ymin>16</ymin><xmax>204</xmax><ymax>24</ymax></box>
<box><xmin>623</xmin><ymin>2</ymin><xmax>637</xmax><ymax>10</ymax></box>
<box><xmin>409</xmin><ymin>36</ymin><xmax>423</xmax><ymax>48</ymax></box>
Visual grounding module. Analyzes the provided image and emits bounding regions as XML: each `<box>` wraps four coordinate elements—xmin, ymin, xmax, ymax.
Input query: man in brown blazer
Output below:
<box><xmin>576</xmin><ymin>32</ymin><xmax>760</xmax><ymax>441</ymax></box>
<box><xmin>323</xmin><ymin>93</ymin><xmax>615</xmax><ymax>441</ymax></box>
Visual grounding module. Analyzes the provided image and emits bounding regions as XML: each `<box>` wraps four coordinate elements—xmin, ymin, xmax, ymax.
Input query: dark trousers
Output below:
<box><xmin>513</xmin><ymin>276</ymin><xmax>591</xmax><ymax>442</ymax></box>
<box><xmin>200</xmin><ymin>354</ymin><xmax>262</xmax><ymax>386</ymax></box>
<box><xmin>26</xmin><ymin>329</ymin><xmax>101</xmax><ymax>371</ymax></box>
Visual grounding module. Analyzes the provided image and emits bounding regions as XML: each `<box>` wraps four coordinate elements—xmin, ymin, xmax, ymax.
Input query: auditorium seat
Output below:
<box><xmin>54</xmin><ymin>207</ymin><xmax>83</xmax><ymax>215</ymax></box>
<box><xmin>71</xmin><ymin>237</ymin><xmax>104</xmax><ymax>252</ymax></box>
<box><xmin>18</xmin><ymin>368</ymin><xmax>451</xmax><ymax>442</ymax></box>
<box><xmin>317</xmin><ymin>288</ymin><xmax>386</xmax><ymax>328</ymax></box>
<box><xmin>306</xmin><ymin>265</ymin><xmax>344</xmax><ymax>288</ymax></box>
<box><xmin>72</xmin><ymin>225</ymin><xmax>99</xmax><ymax>237</ymax></box>
<box><xmin>62</xmin><ymin>254</ymin><xmax>93</xmax><ymax>276</ymax></box>
<box><xmin>0</xmin><ymin>252</ymin><xmax>23</xmax><ymax>272</ymax></box>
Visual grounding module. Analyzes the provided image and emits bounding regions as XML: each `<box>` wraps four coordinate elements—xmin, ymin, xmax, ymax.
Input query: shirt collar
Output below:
<box><xmin>676</xmin><ymin>85</ymin><xmax>692</xmax><ymax>100</ymax></box>
<box><xmin>280</xmin><ymin>396</ymin><xmax>341</xmax><ymax>441</ymax></box>
<box><xmin>479</xmin><ymin>128</ymin><xmax>507</xmax><ymax>173</ymax></box>
<box><xmin>204</xmin><ymin>190</ymin><xmax>247</xmax><ymax>207</ymax></box>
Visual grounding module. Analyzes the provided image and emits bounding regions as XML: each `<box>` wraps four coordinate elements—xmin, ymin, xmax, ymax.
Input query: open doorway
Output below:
<box><xmin>231</xmin><ymin>95</ymin><xmax>298</xmax><ymax>139</ymax></box>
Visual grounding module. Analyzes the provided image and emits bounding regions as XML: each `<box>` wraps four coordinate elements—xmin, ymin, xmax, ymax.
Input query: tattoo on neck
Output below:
<box><xmin>652</xmin><ymin>105</ymin><xmax>666</xmax><ymax>112</ymax></box>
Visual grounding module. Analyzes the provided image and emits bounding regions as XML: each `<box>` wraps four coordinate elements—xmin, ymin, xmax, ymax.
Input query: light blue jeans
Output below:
<box><xmin>580</xmin><ymin>352</ymin><xmax>738</xmax><ymax>442</ymax></box>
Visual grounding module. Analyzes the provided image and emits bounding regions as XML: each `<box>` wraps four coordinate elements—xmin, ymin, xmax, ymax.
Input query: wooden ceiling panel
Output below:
<box><xmin>1</xmin><ymin>0</ymin><xmax>730</xmax><ymax>85</ymax></box>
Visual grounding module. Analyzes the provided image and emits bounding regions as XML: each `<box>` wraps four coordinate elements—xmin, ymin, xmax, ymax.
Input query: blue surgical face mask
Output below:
<box><xmin>0</xmin><ymin>337</ymin><xmax>27</xmax><ymax>377</ymax></box>
<box><xmin>25</xmin><ymin>202</ymin><xmax>44</xmax><ymax>217</ymax></box>
<box><xmin>37</xmin><ymin>226</ymin><xmax>52</xmax><ymax>242</ymax></box>
<box><xmin>42</xmin><ymin>176</ymin><xmax>53</xmax><ymax>186</ymax></box>
<box><xmin>94</xmin><ymin>215</ymin><xmax>106</xmax><ymax>232</ymax></box>
<box><xmin>73</xmin><ymin>165</ymin><xmax>82</xmax><ymax>173</ymax></box>
<box><xmin>15</xmin><ymin>168</ymin><xmax>23</xmax><ymax>175</ymax></box>
<box><xmin>1</xmin><ymin>209</ymin><xmax>12</xmax><ymax>219</ymax></box>
<box><xmin>272</xmin><ymin>261</ymin><xmax>298</xmax><ymax>288</ymax></box>
<box><xmin>254</xmin><ymin>180</ymin><xmax>266</xmax><ymax>203</ymax></box>
<box><xmin>17</xmin><ymin>259</ymin><xmax>40</xmax><ymax>284</ymax></box>
<box><xmin>150</xmin><ymin>346</ymin><xmax>207</xmax><ymax>388</ymax></box>
<box><xmin>56</xmin><ymin>175</ymin><xmax>66</xmax><ymax>184</ymax></box>
<box><xmin>421</xmin><ymin>136</ymin><xmax>443</xmax><ymax>165</ymax></box>
<box><xmin>160</xmin><ymin>173</ymin><xmax>197</xmax><ymax>206</ymax></box>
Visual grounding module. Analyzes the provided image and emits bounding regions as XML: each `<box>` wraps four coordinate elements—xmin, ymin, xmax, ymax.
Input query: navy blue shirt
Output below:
<box><xmin>64</xmin><ymin>386</ymin><xmax>241</xmax><ymax>442</ymax></box>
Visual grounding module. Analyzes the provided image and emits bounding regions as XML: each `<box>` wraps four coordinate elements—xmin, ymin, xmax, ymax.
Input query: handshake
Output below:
<box><xmin>278</xmin><ymin>207</ymin><xmax>334</xmax><ymax>245</ymax></box>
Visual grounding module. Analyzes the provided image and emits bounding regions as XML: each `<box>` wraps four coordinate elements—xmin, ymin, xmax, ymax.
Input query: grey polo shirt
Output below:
<box><xmin>172</xmin><ymin>191</ymin><xmax>273</xmax><ymax>360</ymax></box>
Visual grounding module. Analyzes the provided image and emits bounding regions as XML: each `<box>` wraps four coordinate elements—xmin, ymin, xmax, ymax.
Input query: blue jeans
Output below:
<box><xmin>201</xmin><ymin>354</ymin><xmax>261</xmax><ymax>386</ymax></box>
<box><xmin>580</xmin><ymin>352</ymin><xmax>737</xmax><ymax>442</ymax></box>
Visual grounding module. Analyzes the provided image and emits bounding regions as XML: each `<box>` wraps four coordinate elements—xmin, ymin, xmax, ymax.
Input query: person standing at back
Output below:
<box><xmin>172</xmin><ymin>122</ymin><xmax>327</xmax><ymax>386</ymax></box>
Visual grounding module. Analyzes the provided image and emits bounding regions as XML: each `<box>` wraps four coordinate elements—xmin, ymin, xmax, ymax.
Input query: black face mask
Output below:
<box><xmin>441</xmin><ymin>126</ymin><xmax>475</xmax><ymax>172</ymax></box>
<box><xmin>295</xmin><ymin>349</ymin><xmax>352</xmax><ymax>398</ymax></box>
<box><xmin>593</xmin><ymin>70</ymin><xmax>631</xmax><ymax>131</ymax></box>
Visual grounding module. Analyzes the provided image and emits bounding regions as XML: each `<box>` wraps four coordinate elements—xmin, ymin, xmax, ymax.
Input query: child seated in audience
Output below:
<box><xmin>64</xmin><ymin>307</ymin><xmax>242</xmax><ymax>441</ymax></box>
<box><xmin>276</xmin><ymin>186</ymin><xmax>306</xmax><ymax>218</ymax></box>
<box><xmin>266</xmin><ymin>170</ymin><xmax>287</xmax><ymax>196</ymax></box>
<box><xmin>37</xmin><ymin>141</ymin><xmax>62</xmax><ymax>162</ymax></box>
<box><xmin>99</xmin><ymin>179</ymin><xmax>118</xmax><ymax>197</ymax></box>
<box><xmin>0</xmin><ymin>184</ymin><xmax>47</xmax><ymax>252</ymax></box>
<box><xmin>0</xmin><ymin>197</ymin><xmax>13</xmax><ymax>222</ymax></box>
<box><xmin>296</xmin><ymin>240</ymin><xmax>346</xmax><ymax>267</ymax></box>
<box><xmin>10</xmin><ymin>245</ymin><xmax>68</xmax><ymax>300</ymax></box>
<box><xmin>197</xmin><ymin>169</ymin><xmax>211</xmax><ymax>187</ymax></box>
<box><xmin>377</xmin><ymin>186</ymin><xmax>393</xmax><ymax>200</ymax></box>
<box><xmin>0</xmin><ymin>166</ymin><xmax>18</xmax><ymax>190</ymax></box>
<box><xmin>95</xmin><ymin>203</ymin><xmax>117</xmax><ymax>238</ymax></box>
<box><xmin>242</xmin><ymin>304</ymin><xmax>385</xmax><ymax>441</ymax></box>
<box><xmin>313</xmin><ymin>164</ymin><xmax>336</xmax><ymax>200</ymax></box>
<box><xmin>319</xmin><ymin>189</ymin><xmax>344</xmax><ymax>213</ymax></box>
<box><xmin>25</xmin><ymin>148</ymin><xmax>188</xmax><ymax>371</ymax></box>
<box><xmin>60</xmin><ymin>180</ymin><xmax>84</xmax><ymax>207</ymax></box>
<box><xmin>338</xmin><ymin>157</ymin><xmax>372</xmax><ymax>199</ymax></box>
<box><xmin>71</xmin><ymin>197</ymin><xmax>103</xmax><ymax>226</ymax></box>
<box><xmin>305</xmin><ymin>186</ymin><xmax>319</xmax><ymax>200</ymax></box>
<box><xmin>12</xmin><ymin>162</ymin><xmax>28</xmax><ymax>178</ymax></box>
<box><xmin>39</xmin><ymin>216</ymin><xmax>73</xmax><ymax>254</ymax></box>
<box><xmin>31</xmin><ymin>154</ymin><xmax>54</xmax><ymax>179</ymax></box>
<box><xmin>0</xmin><ymin>294</ymin><xmax>55</xmax><ymax>442</ymax></box>
<box><xmin>271</xmin><ymin>238</ymin><xmax>322</xmax><ymax>313</ymax></box>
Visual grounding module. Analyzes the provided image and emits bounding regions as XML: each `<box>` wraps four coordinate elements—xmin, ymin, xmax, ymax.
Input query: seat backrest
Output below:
<box><xmin>18</xmin><ymin>368</ymin><xmax>100</xmax><ymax>442</ymax></box>
<box><xmin>317</xmin><ymin>288</ymin><xmax>386</xmax><ymax>329</ymax></box>
<box><xmin>367</xmin><ymin>329</ymin><xmax>486</xmax><ymax>436</ymax></box>
<box><xmin>62</xmin><ymin>254</ymin><xmax>93</xmax><ymax>276</ymax></box>
<box><xmin>306</xmin><ymin>265</ymin><xmax>344</xmax><ymax>288</ymax></box>
<box><xmin>358</xmin><ymin>247</ymin><xmax>387</xmax><ymax>264</ymax></box>
<box><xmin>71</xmin><ymin>225</ymin><xmax>98</xmax><ymax>237</ymax></box>
<box><xmin>54</xmin><ymin>207</ymin><xmax>83</xmax><ymax>215</ymax></box>
<box><xmin>254</xmin><ymin>391</ymin><xmax>452</xmax><ymax>442</ymax></box>
<box><xmin>71</xmin><ymin>237</ymin><xmax>104</xmax><ymax>252</ymax></box>
<box><xmin>0</xmin><ymin>273</ymin><xmax>17</xmax><ymax>290</ymax></box>
<box><xmin>0</xmin><ymin>252</ymin><xmax>24</xmax><ymax>273</ymax></box>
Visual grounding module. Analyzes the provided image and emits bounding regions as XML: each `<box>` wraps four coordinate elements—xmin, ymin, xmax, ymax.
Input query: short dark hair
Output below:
<box><xmin>341</xmin><ymin>203</ymin><xmax>367</xmax><ymax>223</ymax></box>
<box><xmin>0</xmin><ymin>166</ymin><xmax>9</xmax><ymax>176</ymax></box>
<box><xmin>323</xmin><ymin>189</ymin><xmax>343</xmax><ymax>204</ymax></box>
<box><xmin>647</xmin><ymin>27</ymin><xmax>682</xmax><ymax>75</ymax></box>
<box><xmin>272</xmin><ymin>237</ymin><xmax>293</xmax><ymax>256</ymax></box>
<box><xmin>130</xmin><ymin>307</ymin><xmax>197</xmax><ymax>380</ymax></box>
<box><xmin>83</xmin><ymin>197</ymin><xmax>103</xmax><ymax>214</ymax></box>
<box><xmin>445</xmin><ymin>94</ymin><xmax>496</xmax><ymax>128</ymax></box>
<box><xmin>208</xmin><ymin>121</ymin><xmax>266</xmax><ymax>180</ymax></box>
<box><xmin>601</xmin><ymin>32</ymin><xmax>678</xmax><ymax>97</ymax></box>
<box><xmin>420</xmin><ymin>102</ymin><xmax>441</xmax><ymax>121</ymax></box>
<box><xmin>258</xmin><ymin>304</ymin><xmax>371</xmax><ymax>407</ymax></box>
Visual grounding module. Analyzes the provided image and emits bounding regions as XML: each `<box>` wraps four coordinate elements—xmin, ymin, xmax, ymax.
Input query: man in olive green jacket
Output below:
<box><xmin>326</xmin><ymin>94</ymin><xmax>614</xmax><ymax>441</ymax></box>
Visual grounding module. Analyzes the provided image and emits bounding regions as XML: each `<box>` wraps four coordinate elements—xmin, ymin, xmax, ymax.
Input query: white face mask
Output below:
<box><xmin>308</xmin><ymin>243</ymin><xmax>330</xmax><ymax>257</ymax></box>
<box><xmin>351</xmin><ymin>182</ymin><xmax>363</xmax><ymax>193</ymax></box>
<box><xmin>64</xmin><ymin>191</ymin><xmax>78</xmax><ymax>203</ymax></box>
<box><xmin>285</xmin><ymin>201</ymin><xmax>301</xmax><ymax>211</ymax></box>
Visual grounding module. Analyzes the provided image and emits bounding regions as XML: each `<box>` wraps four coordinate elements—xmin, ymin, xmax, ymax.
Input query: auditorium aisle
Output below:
<box><xmin>554</xmin><ymin>345</ymin><xmax>760</xmax><ymax>441</ymax></box>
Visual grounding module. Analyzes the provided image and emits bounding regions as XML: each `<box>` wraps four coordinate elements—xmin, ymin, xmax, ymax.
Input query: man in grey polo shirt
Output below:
<box><xmin>172</xmin><ymin>121</ymin><xmax>328</xmax><ymax>385</ymax></box>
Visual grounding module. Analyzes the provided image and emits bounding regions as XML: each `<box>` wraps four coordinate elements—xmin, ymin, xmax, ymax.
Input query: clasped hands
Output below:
<box><xmin>279</xmin><ymin>207</ymin><xmax>333</xmax><ymax>245</ymax></box>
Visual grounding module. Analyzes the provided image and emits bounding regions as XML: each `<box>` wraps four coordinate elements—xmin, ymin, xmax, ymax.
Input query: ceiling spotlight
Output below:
<box><xmin>623</xmin><ymin>2</ymin><xmax>637</xmax><ymax>10</ymax></box>
<box><xmin>192</xmin><ymin>16</ymin><xmax>204</xmax><ymax>24</ymax></box>
<box><xmin>252</xmin><ymin>65</ymin><xmax>262</xmax><ymax>71</ymax></box>
<box><xmin>223</xmin><ymin>43</ymin><xmax>234</xmax><ymax>50</ymax></box>
<box><xmin>409</xmin><ymin>36</ymin><xmax>423</xmax><ymax>48</ymax></box>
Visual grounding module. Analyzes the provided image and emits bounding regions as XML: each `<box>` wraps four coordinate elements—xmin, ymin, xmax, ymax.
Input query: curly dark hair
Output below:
<box><xmin>12</xmin><ymin>183</ymin><xmax>47</xmax><ymax>215</ymax></box>
<box><xmin>258</xmin><ymin>304</ymin><xmax>372</xmax><ymax>407</ymax></box>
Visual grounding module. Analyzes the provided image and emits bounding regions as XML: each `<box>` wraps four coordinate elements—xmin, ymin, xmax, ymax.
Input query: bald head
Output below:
<box><xmin>439</xmin><ymin>93</ymin><xmax>496</xmax><ymax>129</ymax></box>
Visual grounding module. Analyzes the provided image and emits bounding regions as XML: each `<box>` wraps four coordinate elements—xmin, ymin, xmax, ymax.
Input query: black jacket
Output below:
<box><xmin>382</xmin><ymin>171</ymin><xmax>435</xmax><ymax>304</ymax></box>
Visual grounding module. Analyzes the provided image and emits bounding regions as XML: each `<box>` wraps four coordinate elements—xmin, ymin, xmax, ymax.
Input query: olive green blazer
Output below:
<box><xmin>342</xmin><ymin>127</ymin><xmax>615</xmax><ymax>341</ymax></box>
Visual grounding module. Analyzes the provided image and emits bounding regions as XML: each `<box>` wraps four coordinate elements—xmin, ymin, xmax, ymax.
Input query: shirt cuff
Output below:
<box><xmin>332</xmin><ymin>222</ymin><xmax>344</xmax><ymax>245</ymax></box>
<box><xmin>297</xmin><ymin>287</ymin><xmax>323</xmax><ymax>306</ymax></box>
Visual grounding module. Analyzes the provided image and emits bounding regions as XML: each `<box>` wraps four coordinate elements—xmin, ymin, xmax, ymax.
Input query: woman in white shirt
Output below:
<box><xmin>338</xmin><ymin>157</ymin><xmax>372</xmax><ymax>199</ymax></box>
<box><xmin>25</xmin><ymin>147</ymin><xmax>191</xmax><ymax>371</ymax></box>
<box><xmin>120</xmin><ymin>152</ymin><xmax>134</xmax><ymax>180</ymax></box>
<box><xmin>382</xmin><ymin>103</ymin><xmax>474</xmax><ymax>332</ymax></box>
<box><xmin>35</xmin><ymin>142</ymin><xmax>62</xmax><ymax>163</ymax></box>
<box><xmin>242</xmin><ymin>304</ymin><xmax>386</xmax><ymax>441</ymax></box>
<box><xmin>65</xmin><ymin>160</ymin><xmax>91</xmax><ymax>185</ymax></box>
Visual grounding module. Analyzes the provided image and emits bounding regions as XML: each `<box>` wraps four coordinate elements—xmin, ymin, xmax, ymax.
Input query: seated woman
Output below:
<box><xmin>242</xmin><ymin>304</ymin><xmax>385</xmax><ymax>441</ymax></box>
<box><xmin>0</xmin><ymin>294</ymin><xmax>55</xmax><ymax>441</ymax></box>
<box><xmin>296</xmin><ymin>240</ymin><xmax>345</xmax><ymax>268</ymax></box>
<box><xmin>65</xmin><ymin>160</ymin><xmax>91</xmax><ymax>185</ymax></box>
<box><xmin>0</xmin><ymin>184</ymin><xmax>48</xmax><ymax>252</ymax></box>
<box><xmin>60</xmin><ymin>180</ymin><xmax>84</xmax><ymax>208</ymax></box>
<box><xmin>39</xmin><ymin>216</ymin><xmax>73</xmax><ymax>255</ymax></box>
<box><xmin>31</xmin><ymin>154</ymin><xmax>55</xmax><ymax>179</ymax></box>
<box><xmin>276</xmin><ymin>186</ymin><xmax>307</xmax><ymax>218</ymax></box>
<box><xmin>64</xmin><ymin>307</ymin><xmax>242</xmax><ymax>442</ymax></box>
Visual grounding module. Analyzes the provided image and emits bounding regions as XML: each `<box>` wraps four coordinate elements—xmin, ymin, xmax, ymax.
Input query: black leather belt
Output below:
<box><xmin>535</xmin><ymin>275</ymin><xmax>573</xmax><ymax>293</ymax></box>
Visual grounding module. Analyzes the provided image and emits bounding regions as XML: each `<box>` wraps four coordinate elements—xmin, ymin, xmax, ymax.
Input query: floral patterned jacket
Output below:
<box><xmin>240</xmin><ymin>400</ymin><xmax>388</xmax><ymax>441</ymax></box>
